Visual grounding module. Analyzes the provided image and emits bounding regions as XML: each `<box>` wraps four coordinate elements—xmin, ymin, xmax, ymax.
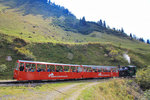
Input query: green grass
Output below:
<box><xmin>0</xmin><ymin>82</ymin><xmax>75</xmax><ymax>99</ymax></box>
<box><xmin>78</xmin><ymin>79</ymin><xmax>144</xmax><ymax>100</ymax></box>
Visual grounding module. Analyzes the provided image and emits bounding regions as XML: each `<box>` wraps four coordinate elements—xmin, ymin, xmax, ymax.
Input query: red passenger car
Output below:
<box><xmin>13</xmin><ymin>60</ymin><xmax>119</xmax><ymax>81</ymax></box>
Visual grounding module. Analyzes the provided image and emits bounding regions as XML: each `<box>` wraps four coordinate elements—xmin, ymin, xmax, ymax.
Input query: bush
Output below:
<box><xmin>135</xmin><ymin>66</ymin><xmax>150</xmax><ymax>90</ymax></box>
<box><xmin>14</xmin><ymin>47</ymin><xmax>36</xmax><ymax>60</ymax></box>
<box><xmin>0</xmin><ymin>64</ymin><xmax>7</xmax><ymax>72</ymax></box>
<box><xmin>144</xmin><ymin>90</ymin><xmax>150</xmax><ymax>100</ymax></box>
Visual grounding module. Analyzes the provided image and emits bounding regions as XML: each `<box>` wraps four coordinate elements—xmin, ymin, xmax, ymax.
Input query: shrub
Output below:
<box><xmin>14</xmin><ymin>47</ymin><xmax>35</xmax><ymax>60</ymax></box>
<box><xmin>135</xmin><ymin>66</ymin><xmax>150</xmax><ymax>90</ymax></box>
<box><xmin>0</xmin><ymin>64</ymin><xmax>7</xmax><ymax>72</ymax></box>
<box><xmin>144</xmin><ymin>90</ymin><xmax>150</xmax><ymax>100</ymax></box>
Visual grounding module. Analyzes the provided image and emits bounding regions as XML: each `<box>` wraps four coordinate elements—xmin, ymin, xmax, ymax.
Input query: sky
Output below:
<box><xmin>51</xmin><ymin>0</ymin><xmax>150</xmax><ymax>40</ymax></box>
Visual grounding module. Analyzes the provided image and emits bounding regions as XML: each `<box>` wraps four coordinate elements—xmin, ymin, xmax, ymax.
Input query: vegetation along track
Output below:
<box><xmin>0</xmin><ymin>78</ymin><xmax>109</xmax><ymax>87</ymax></box>
<box><xmin>0</xmin><ymin>79</ymin><xmax>109</xmax><ymax>100</ymax></box>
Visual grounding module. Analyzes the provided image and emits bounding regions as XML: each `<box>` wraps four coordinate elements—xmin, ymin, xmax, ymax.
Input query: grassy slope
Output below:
<box><xmin>0</xmin><ymin>79</ymin><xmax>146</xmax><ymax>100</ymax></box>
<box><xmin>0</xmin><ymin>1</ymin><xmax>150</xmax><ymax>79</ymax></box>
<box><xmin>78</xmin><ymin>79</ymin><xmax>145</xmax><ymax>100</ymax></box>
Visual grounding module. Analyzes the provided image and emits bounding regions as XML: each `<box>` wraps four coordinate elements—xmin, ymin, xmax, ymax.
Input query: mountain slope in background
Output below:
<box><xmin>0</xmin><ymin>0</ymin><xmax>150</xmax><ymax>79</ymax></box>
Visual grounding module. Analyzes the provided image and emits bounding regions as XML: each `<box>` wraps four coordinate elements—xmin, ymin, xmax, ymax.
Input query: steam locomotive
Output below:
<box><xmin>118</xmin><ymin>65</ymin><xmax>136</xmax><ymax>77</ymax></box>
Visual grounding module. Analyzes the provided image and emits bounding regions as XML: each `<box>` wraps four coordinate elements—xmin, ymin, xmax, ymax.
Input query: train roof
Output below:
<box><xmin>17</xmin><ymin>60</ymin><xmax>117</xmax><ymax>69</ymax></box>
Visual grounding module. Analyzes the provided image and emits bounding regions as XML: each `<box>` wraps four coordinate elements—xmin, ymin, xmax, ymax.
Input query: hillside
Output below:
<box><xmin>0</xmin><ymin>0</ymin><xmax>150</xmax><ymax>79</ymax></box>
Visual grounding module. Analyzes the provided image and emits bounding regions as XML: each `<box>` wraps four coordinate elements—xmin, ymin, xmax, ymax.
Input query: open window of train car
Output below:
<box><xmin>77</xmin><ymin>66</ymin><xmax>82</xmax><ymax>72</ymax></box>
<box><xmin>92</xmin><ymin>67</ymin><xmax>98</xmax><ymax>72</ymax></box>
<box><xmin>83</xmin><ymin>67</ymin><xmax>92</xmax><ymax>72</ymax></box>
<box><xmin>112</xmin><ymin>68</ymin><xmax>117</xmax><ymax>72</ymax></box>
<box><xmin>37</xmin><ymin>64</ymin><xmax>46</xmax><ymax>72</ymax></box>
<box><xmin>25</xmin><ymin>63</ymin><xmax>36</xmax><ymax>72</ymax></box>
<box><xmin>47</xmin><ymin>65</ymin><xmax>55</xmax><ymax>72</ymax></box>
<box><xmin>103</xmin><ymin>68</ymin><xmax>111</xmax><ymax>72</ymax></box>
<box><xmin>70</xmin><ymin>66</ymin><xmax>76</xmax><ymax>72</ymax></box>
<box><xmin>64</xmin><ymin>66</ymin><xmax>70</xmax><ymax>72</ymax></box>
<box><xmin>98</xmin><ymin>68</ymin><xmax>103</xmax><ymax>72</ymax></box>
<box><xmin>83</xmin><ymin>67</ymin><xmax>87</xmax><ymax>72</ymax></box>
<box><xmin>87</xmin><ymin>67</ymin><xmax>92</xmax><ymax>72</ymax></box>
<box><xmin>56</xmin><ymin>65</ymin><xmax>63</xmax><ymax>72</ymax></box>
<box><xmin>19</xmin><ymin>62</ymin><xmax>25</xmax><ymax>71</ymax></box>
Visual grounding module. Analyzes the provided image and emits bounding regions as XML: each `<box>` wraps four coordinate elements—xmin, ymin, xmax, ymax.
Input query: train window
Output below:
<box><xmin>112</xmin><ymin>68</ymin><xmax>116</xmax><ymax>72</ymax></box>
<box><xmin>86</xmin><ymin>67</ymin><xmax>92</xmax><ymax>72</ymax></box>
<box><xmin>77</xmin><ymin>67</ymin><xmax>82</xmax><ymax>72</ymax></box>
<box><xmin>47</xmin><ymin>65</ymin><xmax>55</xmax><ymax>72</ymax></box>
<box><xmin>37</xmin><ymin>64</ymin><xmax>46</xmax><ymax>72</ymax></box>
<box><xmin>25</xmin><ymin>63</ymin><xmax>36</xmax><ymax>72</ymax></box>
<box><xmin>103</xmin><ymin>68</ymin><xmax>111</xmax><ymax>72</ymax></box>
<box><xmin>71</xmin><ymin>66</ymin><xmax>76</xmax><ymax>72</ymax></box>
<box><xmin>93</xmin><ymin>68</ymin><xmax>97</xmax><ymax>72</ymax></box>
<box><xmin>19</xmin><ymin>63</ymin><xmax>24</xmax><ymax>71</ymax></box>
<box><xmin>56</xmin><ymin>66</ymin><xmax>63</xmax><ymax>72</ymax></box>
<box><xmin>83</xmin><ymin>67</ymin><xmax>87</xmax><ymax>72</ymax></box>
<box><xmin>89</xmin><ymin>67</ymin><xmax>93</xmax><ymax>72</ymax></box>
<box><xmin>98</xmin><ymin>68</ymin><xmax>102</xmax><ymax>72</ymax></box>
<box><xmin>64</xmin><ymin>66</ymin><xmax>69</xmax><ymax>72</ymax></box>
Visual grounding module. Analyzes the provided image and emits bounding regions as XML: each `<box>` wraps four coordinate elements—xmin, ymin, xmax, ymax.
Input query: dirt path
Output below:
<box><xmin>45</xmin><ymin>83</ymin><xmax>82</xmax><ymax>100</ymax></box>
<box><xmin>65</xmin><ymin>82</ymin><xmax>99</xmax><ymax>100</ymax></box>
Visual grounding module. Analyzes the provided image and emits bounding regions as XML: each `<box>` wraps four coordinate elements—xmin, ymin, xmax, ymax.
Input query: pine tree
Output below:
<box><xmin>147</xmin><ymin>39</ymin><xmax>150</xmax><ymax>44</ymax></box>
<box><xmin>80</xmin><ymin>16</ymin><xmax>86</xmax><ymax>25</ymax></box>
<box><xmin>121</xmin><ymin>28</ymin><xmax>124</xmax><ymax>33</ymax></box>
<box><xmin>130</xmin><ymin>33</ymin><xmax>133</xmax><ymax>39</ymax></box>
<box><xmin>103</xmin><ymin>21</ymin><xmax>106</xmax><ymax>28</ymax></box>
<box><xmin>139</xmin><ymin>38</ymin><xmax>145</xmax><ymax>42</ymax></box>
<box><xmin>98</xmin><ymin>19</ymin><xmax>103</xmax><ymax>26</ymax></box>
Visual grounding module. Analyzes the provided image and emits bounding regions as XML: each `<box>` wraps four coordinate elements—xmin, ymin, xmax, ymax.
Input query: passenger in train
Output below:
<box><xmin>37</xmin><ymin>68</ymin><xmax>41</xmax><ymax>72</ymax></box>
<box><xmin>41</xmin><ymin>68</ymin><xmax>45</xmax><ymax>72</ymax></box>
<box><xmin>47</xmin><ymin>68</ymin><xmax>51</xmax><ymax>72</ymax></box>
<box><xmin>20</xmin><ymin>65</ymin><xmax>24</xmax><ymax>71</ymax></box>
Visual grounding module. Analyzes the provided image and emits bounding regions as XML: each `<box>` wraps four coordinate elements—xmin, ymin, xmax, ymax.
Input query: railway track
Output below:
<box><xmin>0</xmin><ymin>78</ymin><xmax>110</xmax><ymax>87</ymax></box>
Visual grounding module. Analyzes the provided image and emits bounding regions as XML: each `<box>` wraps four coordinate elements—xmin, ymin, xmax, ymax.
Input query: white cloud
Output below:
<box><xmin>51</xmin><ymin>0</ymin><xmax>150</xmax><ymax>40</ymax></box>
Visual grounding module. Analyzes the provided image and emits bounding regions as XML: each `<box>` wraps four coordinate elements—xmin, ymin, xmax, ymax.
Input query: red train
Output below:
<box><xmin>13</xmin><ymin>60</ymin><xmax>119</xmax><ymax>81</ymax></box>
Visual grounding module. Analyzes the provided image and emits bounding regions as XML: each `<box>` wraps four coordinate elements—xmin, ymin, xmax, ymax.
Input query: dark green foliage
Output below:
<box><xmin>147</xmin><ymin>39</ymin><xmax>150</xmax><ymax>44</ymax></box>
<box><xmin>79</xmin><ymin>16</ymin><xmax>87</xmax><ymax>26</ymax></box>
<box><xmin>103</xmin><ymin>21</ymin><xmax>106</xmax><ymax>28</ymax></box>
<box><xmin>139</xmin><ymin>38</ymin><xmax>145</xmax><ymax>43</ymax></box>
<box><xmin>144</xmin><ymin>90</ymin><xmax>150</xmax><ymax>99</ymax></box>
<box><xmin>130</xmin><ymin>33</ymin><xmax>133</xmax><ymax>40</ymax></box>
<box><xmin>136</xmin><ymin>66</ymin><xmax>150</xmax><ymax>90</ymax></box>
<box><xmin>97</xmin><ymin>19</ymin><xmax>103</xmax><ymax>26</ymax></box>
<box><xmin>121</xmin><ymin>28</ymin><xmax>124</xmax><ymax>33</ymax></box>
